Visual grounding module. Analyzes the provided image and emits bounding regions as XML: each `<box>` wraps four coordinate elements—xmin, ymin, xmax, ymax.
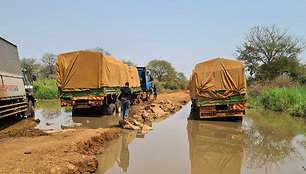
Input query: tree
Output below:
<box><xmin>147</xmin><ymin>59</ymin><xmax>176</xmax><ymax>81</ymax></box>
<box><xmin>177</xmin><ymin>72</ymin><xmax>188</xmax><ymax>83</ymax></box>
<box><xmin>20</xmin><ymin>58</ymin><xmax>40</xmax><ymax>77</ymax></box>
<box><xmin>41</xmin><ymin>53</ymin><xmax>57</xmax><ymax>78</ymax></box>
<box><xmin>122</xmin><ymin>60</ymin><xmax>137</xmax><ymax>67</ymax></box>
<box><xmin>86</xmin><ymin>47</ymin><xmax>111</xmax><ymax>56</ymax></box>
<box><xmin>235</xmin><ymin>25</ymin><xmax>305</xmax><ymax>80</ymax></box>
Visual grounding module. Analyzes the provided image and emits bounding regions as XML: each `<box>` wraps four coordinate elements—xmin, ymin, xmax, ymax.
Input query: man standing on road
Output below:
<box><xmin>153</xmin><ymin>85</ymin><xmax>157</xmax><ymax>100</ymax></box>
<box><xmin>117</xmin><ymin>82</ymin><xmax>131</xmax><ymax>120</ymax></box>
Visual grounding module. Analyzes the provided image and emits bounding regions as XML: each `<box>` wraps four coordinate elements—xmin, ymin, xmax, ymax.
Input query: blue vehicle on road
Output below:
<box><xmin>137</xmin><ymin>67</ymin><xmax>153</xmax><ymax>100</ymax></box>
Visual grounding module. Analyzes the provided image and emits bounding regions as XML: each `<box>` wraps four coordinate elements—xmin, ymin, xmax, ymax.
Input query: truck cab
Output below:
<box><xmin>0</xmin><ymin>37</ymin><xmax>35</xmax><ymax>118</ymax></box>
<box><xmin>137</xmin><ymin>67</ymin><xmax>153</xmax><ymax>98</ymax></box>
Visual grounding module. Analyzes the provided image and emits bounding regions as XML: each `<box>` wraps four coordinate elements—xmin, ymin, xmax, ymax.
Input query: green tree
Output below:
<box><xmin>41</xmin><ymin>53</ymin><xmax>57</xmax><ymax>78</ymax></box>
<box><xmin>122</xmin><ymin>60</ymin><xmax>137</xmax><ymax>67</ymax></box>
<box><xmin>147</xmin><ymin>59</ymin><xmax>176</xmax><ymax>81</ymax></box>
<box><xmin>235</xmin><ymin>25</ymin><xmax>305</xmax><ymax>81</ymax></box>
<box><xmin>86</xmin><ymin>47</ymin><xmax>111</xmax><ymax>56</ymax></box>
<box><xmin>177</xmin><ymin>72</ymin><xmax>188</xmax><ymax>83</ymax></box>
<box><xmin>20</xmin><ymin>58</ymin><xmax>40</xmax><ymax>78</ymax></box>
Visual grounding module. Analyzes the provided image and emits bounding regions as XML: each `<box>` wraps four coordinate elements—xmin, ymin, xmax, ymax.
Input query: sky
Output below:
<box><xmin>1</xmin><ymin>0</ymin><xmax>305</xmax><ymax>78</ymax></box>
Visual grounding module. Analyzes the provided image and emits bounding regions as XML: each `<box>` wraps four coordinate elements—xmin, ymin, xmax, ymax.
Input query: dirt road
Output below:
<box><xmin>0</xmin><ymin>91</ymin><xmax>190</xmax><ymax>173</ymax></box>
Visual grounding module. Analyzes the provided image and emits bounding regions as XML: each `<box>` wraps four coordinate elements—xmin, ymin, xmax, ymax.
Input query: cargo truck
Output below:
<box><xmin>0</xmin><ymin>37</ymin><xmax>35</xmax><ymax>118</ymax></box>
<box><xmin>57</xmin><ymin>51</ymin><xmax>151</xmax><ymax>115</ymax></box>
<box><xmin>189</xmin><ymin>58</ymin><xmax>247</xmax><ymax>120</ymax></box>
<box><xmin>137</xmin><ymin>67</ymin><xmax>153</xmax><ymax>101</ymax></box>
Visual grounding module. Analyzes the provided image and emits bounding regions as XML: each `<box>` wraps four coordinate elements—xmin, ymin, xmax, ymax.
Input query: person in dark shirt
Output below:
<box><xmin>117</xmin><ymin>82</ymin><xmax>131</xmax><ymax>120</ymax></box>
<box><xmin>153</xmin><ymin>85</ymin><xmax>157</xmax><ymax>100</ymax></box>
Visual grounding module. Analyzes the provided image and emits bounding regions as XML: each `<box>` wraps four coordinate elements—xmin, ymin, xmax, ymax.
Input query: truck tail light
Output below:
<box><xmin>233</xmin><ymin>104</ymin><xmax>244</xmax><ymax>110</ymax></box>
<box><xmin>61</xmin><ymin>102</ymin><xmax>68</xmax><ymax>106</ymax></box>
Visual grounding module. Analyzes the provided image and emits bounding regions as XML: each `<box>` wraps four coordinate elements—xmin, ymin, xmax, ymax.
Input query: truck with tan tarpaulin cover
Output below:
<box><xmin>189</xmin><ymin>58</ymin><xmax>247</xmax><ymax>119</ymax></box>
<box><xmin>57</xmin><ymin>51</ymin><xmax>147</xmax><ymax>115</ymax></box>
<box><xmin>0</xmin><ymin>37</ymin><xmax>35</xmax><ymax>119</ymax></box>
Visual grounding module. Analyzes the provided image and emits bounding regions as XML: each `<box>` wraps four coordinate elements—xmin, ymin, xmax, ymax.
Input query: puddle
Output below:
<box><xmin>96</xmin><ymin>103</ymin><xmax>306</xmax><ymax>174</ymax></box>
<box><xmin>34</xmin><ymin>100</ymin><xmax>124</xmax><ymax>130</ymax></box>
<box><xmin>1</xmin><ymin>100</ymin><xmax>305</xmax><ymax>173</ymax></box>
<box><xmin>1</xmin><ymin>99</ymin><xmax>124</xmax><ymax>131</ymax></box>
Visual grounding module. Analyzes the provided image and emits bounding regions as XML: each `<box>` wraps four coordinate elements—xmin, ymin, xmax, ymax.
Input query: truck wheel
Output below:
<box><xmin>190</xmin><ymin>103</ymin><xmax>200</xmax><ymax>120</ymax></box>
<box><xmin>72</xmin><ymin>108</ymin><xmax>79</xmax><ymax>116</ymax></box>
<box><xmin>115</xmin><ymin>102</ymin><xmax>121</xmax><ymax>113</ymax></box>
<box><xmin>28</xmin><ymin>100</ymin><xmax>35</xmax><ymax>117</ymax></box>
<box><xmin>236</xmin><ymin>116</ymin><xmax>242</xmax><ymax>121</ymax></box>
<box><xmin>107</xmin><ymin>103</ymin><xmax>116</xmax><ymax>115</ymax></box>
<box><xmin>137</xmin><ymin>95</ymin><xmax>141</xmax><ymax>103</ymax></box>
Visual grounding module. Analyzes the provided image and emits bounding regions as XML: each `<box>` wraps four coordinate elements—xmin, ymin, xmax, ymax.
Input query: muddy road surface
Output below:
<box><xmin>0</xmin><ymin>91</ymin><xmax>190</xmax><ymax>173</ymax></box>
<box><xmin>0</xmin><ymin>91</ymin><xmax>305</xmax><ymax>173</ymax></box>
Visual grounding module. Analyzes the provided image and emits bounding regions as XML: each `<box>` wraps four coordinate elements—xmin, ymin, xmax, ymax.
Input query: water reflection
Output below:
<box><xmin>34</xmin><ymin>100</ymin><xmax>123</xmax><ymax>130</ymax></box>
<box><xmin>241</xmin><ymin>109</ymin><xmax>306</xmax><ymax>173</ymax></box>
<box><xmin>35</xmin><ymin>109</ymin><xmax>81</xmax><ymax>130</ymax></box>
<box><xmin>72</xmin><ymin>114</ymin><xmax>122</xmax><ymax>129</ymax></box>
<box><xmin>97</xmin><ymin>130</ymin><xmax>137</xmax><ymax>174</ymax></box>
<box><xmin>187</xmin><ymin>120</ymin><xmax>244</xmax><ymax>174</ymax></box>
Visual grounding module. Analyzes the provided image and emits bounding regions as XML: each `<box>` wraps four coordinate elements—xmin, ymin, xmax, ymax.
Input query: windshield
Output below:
<box><xmin>23</xmin><ymin>71</ymin><xmax>31</xmax><ymax>86</ymax></box>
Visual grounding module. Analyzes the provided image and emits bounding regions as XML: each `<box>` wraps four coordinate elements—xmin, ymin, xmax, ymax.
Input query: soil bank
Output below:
<box><xmin>0</xmin><ymin>91</ymin><xmax>190</xmax><ymax>173</ymax></box>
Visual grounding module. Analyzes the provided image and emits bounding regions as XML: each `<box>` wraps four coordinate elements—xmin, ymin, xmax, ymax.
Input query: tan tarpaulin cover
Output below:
<box><xmin>56</xmin><ymin>51</ymin><xmax>140</xmax><ymax>91</ymax></box>
<box><xmin>189</xmin><ymin>58</ymin><xmax>246</xmax><ymax>99</ymax></box>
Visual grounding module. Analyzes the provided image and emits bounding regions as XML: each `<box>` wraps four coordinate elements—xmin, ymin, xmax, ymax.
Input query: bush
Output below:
<box><xmin>153</xmin><ymin>79</ymin><xmax>186</xmax><ymax>93</ymax></box>
<box><xmin>259</xmin><ymin>87</ymin><xmax>306</xmax><ymax>117</ymax></box>
<box><xmin>33</xmin><ymin>79</ymin><xmax>58</xmax><ymax>99</ymax></box>
<box><xmin>248</xmin><ymin>74</ymin><xmax>293</xmax><ymax>96</ymax></box>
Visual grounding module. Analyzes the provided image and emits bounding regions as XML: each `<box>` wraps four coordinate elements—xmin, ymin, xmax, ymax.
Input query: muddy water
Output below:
<box><xmin>1</xmin><ymin>100</ymin><xmax>305</xmax><ymax>173</ymax></box>
<box><xmin>96</xmin><ymin>103</ymin><xmax>306</xmax><ymax>174</ymax></box>
<box><xmin>33</xmin><ymin>100</ymin><xmax>124</xmax><ymax>130</ymax></box>
<box><xmin>0</xmin><ymin>100</ymin><xmax>123</xmax><ymax>132</ymax></box>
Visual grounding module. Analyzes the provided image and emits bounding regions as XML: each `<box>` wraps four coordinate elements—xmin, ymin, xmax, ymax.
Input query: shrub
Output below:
<box><xmin>259</xmin><ymin>87</ymin><xmax>306</xmax><ymax>117</ymax></box>
<box><xmin>248</xmin><ymin>74</ymin><xmax>293</xmax><ymax>96</ymax></box>
<box><xmin>33</xmin><ymin>79</ymin><xmax>58</xmax><ymax>99</ymax></box>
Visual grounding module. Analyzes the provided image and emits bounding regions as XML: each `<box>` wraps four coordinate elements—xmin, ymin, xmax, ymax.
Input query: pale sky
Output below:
<box><xmin>1</xmin><ymin>0</ymin><xmax>305</xmax><ymax>78</ymax></box>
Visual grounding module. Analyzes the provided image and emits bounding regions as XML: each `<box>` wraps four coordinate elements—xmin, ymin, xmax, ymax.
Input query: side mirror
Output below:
<box><xmin>32</xmin><ymin>75</ymin><xmax>37</xmax><ymax>81</ymax></box>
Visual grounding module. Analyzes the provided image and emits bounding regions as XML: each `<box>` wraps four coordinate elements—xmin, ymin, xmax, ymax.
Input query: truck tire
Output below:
<box><xmin>28</xmin><ymin>100</ymin><xmax>35</xmax><ymax>117</ymax></box>
<box><xmin>72</xmin><ymin>108</ymin><xmax>79</xmax><ymax>116</ymax></box>
<box><xmin>115</xmin><ymin>102</ymin><xmax>121</xmax><ymax>113</ymax></box>
<box><xmin>236</xmin><ymin>116</ymin><xmax>243</xmax><ymax>121</ymax></box>
<box><xmin>190</xmin><ymin>101</ymin><xmax>200</xmax><ymax>120</ymax></box>
<box><xmin>136</xmin><ymin>95</ymin><xmax>141</xmax><ymax>103</ymax></box>
<box><xmin>106</xmin><ymin>103</ymin><xmax>116</xmax><ymax>115</ymax></box>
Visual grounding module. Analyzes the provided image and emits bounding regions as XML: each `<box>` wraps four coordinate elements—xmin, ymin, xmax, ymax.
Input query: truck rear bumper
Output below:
<box><xmin>61</xmin><ymin>97</ymin><xmax>104</xmax><ymax>107</ymax></box>
<box><xmin>0</xmin><ymin>97</ymin><xmax>28</xmax><ymax>118</ymax></box>
<box><xmin>198</xmin><ymin>104</ymin><xmax>245</xmax><ymax>119</ymax></box>
<box><xmin>199</xmin><ymin>113</ymin><xmax>245</xmax><ymax>119</ymax></box>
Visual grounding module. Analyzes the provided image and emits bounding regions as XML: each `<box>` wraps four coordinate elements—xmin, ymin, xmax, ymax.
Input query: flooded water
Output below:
<box><xmin>1</xmin><ymin>100</ymin><xmax>305</xmax><ymax>173</ymax></box>
<box><xmin>0</xmin><ymin>100</ymin><xmax>123</xmax><ymax>132</ymax></box>
<box><xmin>96</xmin><ymin>103</ymin><xmax>306</xmax><ymax>174</ymax></box>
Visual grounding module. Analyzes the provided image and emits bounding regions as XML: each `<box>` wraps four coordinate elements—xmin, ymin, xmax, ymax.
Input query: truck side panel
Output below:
<box><xmin>0</xmin><ymin>38</ymin><xmax>23</xmax><ymax>76</ymax></box>
<box><xmin>0</xmin><ymin>75</ymin><xmax>26</xmax><ymax>98</ymax></box>
<box><xmin>0</xmin><ymin>75</ymin><xmax>28</xmax><ymax>118</ymax></box>
<box><xmin>0</xmin><ymin>37</ymin><xmax>32</xmax><ymax>118</ymax></box>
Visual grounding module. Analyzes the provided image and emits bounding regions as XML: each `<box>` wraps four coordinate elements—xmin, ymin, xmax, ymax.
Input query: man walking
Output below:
<box><xmin>117</xmin><ymin>82</ymin><xmax>131</xmax><ymax>120</ymax></box>
<box><xmin>153</xmin><ymin>85</ymin><xmax>157</xmax><ymax>100</ymax></box>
